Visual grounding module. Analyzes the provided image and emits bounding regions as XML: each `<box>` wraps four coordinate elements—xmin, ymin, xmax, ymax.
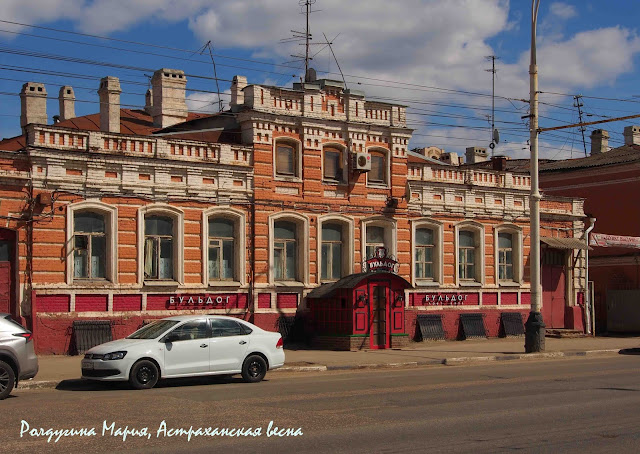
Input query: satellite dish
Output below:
<box><xmin>493</xmin><ymin>128</ymin><xmax>500</xmax><ymax>144</ymax></box>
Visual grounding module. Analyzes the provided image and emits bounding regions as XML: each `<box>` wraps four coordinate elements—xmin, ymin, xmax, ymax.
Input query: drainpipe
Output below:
<box><xmin>584</xmin><ymin>217</ymin><xmax>596</xmax><ymax>335</ymax></box>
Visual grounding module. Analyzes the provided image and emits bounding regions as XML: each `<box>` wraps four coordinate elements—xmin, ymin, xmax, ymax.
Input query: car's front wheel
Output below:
<box><xmin>0</xmin><ymin>360</ymin><xmax>16</xmax><ymax>400</ymax></box>
<box><xmin>241</xmin><ymin>355</ymin><xmax>267</xmax><ymax>383</ymax></box>
<box><xmin>129</xmin><ymin>360</ymin><xmax>159</xmax><ymax>390</ymax></box>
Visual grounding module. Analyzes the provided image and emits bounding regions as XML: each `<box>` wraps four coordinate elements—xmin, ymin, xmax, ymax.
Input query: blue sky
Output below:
<box><xmin>1</xmin><ymin>0</ymin><xmax>640</xmax><ymax>160</ymax></box>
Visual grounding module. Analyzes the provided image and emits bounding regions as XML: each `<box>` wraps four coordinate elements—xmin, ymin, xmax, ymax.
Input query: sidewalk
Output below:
<box><xmin>20</xmin><ymin>336</ymin><xmax>640</xmax><ymax>389</ymax></box>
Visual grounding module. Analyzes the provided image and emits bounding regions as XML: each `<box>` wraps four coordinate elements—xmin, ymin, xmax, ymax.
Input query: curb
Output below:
<box><xmin>442</xmin><ymin>348</ymin><xmax>622</xmax><ymax>365</ymax></box>
<box><xmin>15</xmin><ymin>348</ymin><xmax>626</xmax><ymax>390</ymax></box>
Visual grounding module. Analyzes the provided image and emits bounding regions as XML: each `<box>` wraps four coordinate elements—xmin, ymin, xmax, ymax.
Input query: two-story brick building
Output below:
<box><xmin>0</xmin><ymin>68</ymin><xmax>588</xmax><ymax>353</ymax></box>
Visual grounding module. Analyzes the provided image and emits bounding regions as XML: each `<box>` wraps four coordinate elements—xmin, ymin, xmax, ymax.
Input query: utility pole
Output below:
<box><xmin>485</xmin><ymin>55</ymin><xmax>499</xmax><ymax>157</ymax></box>
<box><xmin>525</xmin><ymin>0</ymin><xmax>545</xmax><ymax>353</ymax></box>
<box><xmin>573</xmin><ymin>95</ymin><xmax>587</xmax><ymax>156</ymax></box>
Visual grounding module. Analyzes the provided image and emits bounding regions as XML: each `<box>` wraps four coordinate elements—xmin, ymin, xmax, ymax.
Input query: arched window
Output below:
<box><xmin>368</xmin><ymin>149</ymin><xmax>388</xmax><ymax>185</ymax></box>
<box><xmin>144</xmin><ymin>216</ymin><xmax>174</xmax><ymax>280</ymax></box>
<box><xmin>73</xmin><ymin>212</ymin><xmax>106</xmax><ymax>279</ymax></box>
<box><xmin>274</xmin><ymin>221</ymin><xmax>297</xmax><ymax>280</ymax></box>
<box><xmin>275</xmin><ymin>142</ymin><xmax>298</xmax><ymax>177</ymax></box>
<box><xmin>495</xmin><ymin>225</ymin><xmax>522</xmax><ymax>284</ymax></box>
<box><xmin>366</xmin><ymin>225</ymin><xmax>386</xmax><ymax>259</ymax></box>
<box><xmin>208</xmin><ymin>218</ymin><xmax>235</xmax><ymax>280</ymax></box>
<box><xmin>458</xmin><ymin>230</ymin><xmax>476</xmax><ymax>281</ymax></box>
<box><xmin>415</xmin><ymin>227</ymin><xmax>434</xmax><ymax>280</ymax></box>
<box><xmin>323</xmin><ymin>146</ymin><xmax>344</xmax><ymax>182</ymax></box>
<box><xmin>321</xmin><ymin>223</ymin><xmax>343</xmax><ymax>280</ymax></box>
<box><xmin>498</xmin><ymin>232</ymin><xmax>513</xmax><ymax>281</ymax></box>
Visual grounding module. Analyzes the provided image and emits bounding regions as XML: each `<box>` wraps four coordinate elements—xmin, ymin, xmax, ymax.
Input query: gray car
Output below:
<box><xmin>0</xmin><ymin>314</ymin><xmax>38</xmax><ymax>399</ymax></box>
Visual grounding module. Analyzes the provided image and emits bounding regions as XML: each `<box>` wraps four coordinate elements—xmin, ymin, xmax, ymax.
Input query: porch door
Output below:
<box><xmin>542</xmin><ymin>249</ymin><xmax>566</xmax><ymax>329</ymax></box>
<box><xmin>369</xmin><ymin>283</ymin><xmax>389</xmax><ymax>349</ymax></box>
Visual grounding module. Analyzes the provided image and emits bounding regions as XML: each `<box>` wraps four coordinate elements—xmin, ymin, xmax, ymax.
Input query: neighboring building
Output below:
<box><xmin>540</xmin><ymin>128</ymin><xmax>640</xmax><ymax>334</ymax></box>
<box><xmin>0</xmin><ymin>68</ymin><xmax>587</xmax><ymax>353</ymax></box>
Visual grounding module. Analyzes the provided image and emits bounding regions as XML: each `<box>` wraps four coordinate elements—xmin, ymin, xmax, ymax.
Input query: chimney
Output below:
<box><xmin>145</xmin><ymin>89</ymin><xmax>153</xmax><ymax>114</ymax></box>
<box><xmin>590</xmin><ymin>129</ymin><xmax>609</xmax><ymax>155</ymax></box>
<box><xmin>98</xmin><ymin>76</ymin><xmax>121</xmax><ymax>133</ymax></box>
<box><xmin>150</xmin><ymin>68</ymin><xmax>188</xmax><ymax>128</ymax></box>
<box><xmin>230</xmin><ymin>75</ymin><xmax>247</xmax><ymax>112</ymax></box>
<box><xmin>492</xmin><ymin>155</ymin><xmax>507</xmax><ymax>171</ymax></box>
<box><xmin>465</xmin><ymin>147</ymin><xmax>488</xmax><ymax>164</ymax></box>
<box><xmin>58</xmin><ymin>86</ymin><xmax>75</xmax><ymax>121</ymax></box>
<box><xmin>623</xmin><ymin>125</ymin><xmax>640</xmax><ymax>146</ymax></box>
<box><xmin>20</xmin><ymin>82</ymin><xmax>48</xmax><ymax>134</ymax></box>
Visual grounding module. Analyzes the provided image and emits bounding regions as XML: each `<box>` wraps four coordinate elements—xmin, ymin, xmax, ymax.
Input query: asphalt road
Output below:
<box><xmin>2</xmin><ymin>355</ymin><xmax>640</xmax><ymax>453</ymax></box>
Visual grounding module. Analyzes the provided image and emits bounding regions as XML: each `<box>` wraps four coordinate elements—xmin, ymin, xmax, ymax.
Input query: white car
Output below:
<box><xmin>81</xmin><ymin>315</ymin><xmax>285</xmax><ymax>389</ymax></box>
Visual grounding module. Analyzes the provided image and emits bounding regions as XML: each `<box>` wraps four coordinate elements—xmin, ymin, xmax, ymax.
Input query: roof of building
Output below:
<box><xmin>307</xmin><ymin>272</ymin><xmax>412</xmax><ymax>299</ymax></box>
<box><xmin>538</xmin><ymin>144</ymin><xmax>640</xmax><ymax>172</ymax></box>
<box><xmin>406</xmin><ymin>150</ymin><xmax>449</xmax><ymax>165</ymax></box>
<box><xmin>0</xmin><ymin>109</ymin><xmax>243</xmax><ymax>151</ymax></box>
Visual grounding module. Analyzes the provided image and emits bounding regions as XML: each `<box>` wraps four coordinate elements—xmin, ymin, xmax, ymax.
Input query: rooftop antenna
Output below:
<box><xmin>322</xmin><ymin>32</ymin><xmax>347</xmax><ymax>89</ymax></box>
<box><xmin>281</xmin><ymin>1</ymin><xmax>321</xmax><ymax>81</ymax></box>
<box><xmin>573</xmin><ymin>94</ymin><xmax>587</xmax><ymax>156</ymax></box>
<box><xmin>196</xmin><ymin>41</ymin><xmax>223</xmax><ymax>112</ymax></box>
<box><xmin>485</xmin><ymin>55</ymin><xmax>500</xmax><ymax>156</ymax></box>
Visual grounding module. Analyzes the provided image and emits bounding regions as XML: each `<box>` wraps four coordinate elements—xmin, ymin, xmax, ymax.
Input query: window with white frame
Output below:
<box><xmin>414</xmin><ymin>227</ymin><xmax>434</xmax><ymax>280</ymax></box>
<box><xmin>323</xmin><ymin>146</ymin><xmax>344</xmax><ymax>182</ymax></box>
<box><xmin>495</xmin><ymin>226</ymin><xmax>522</xmax><ymax>284</ymax></box>
<box><xmin>67</xmin><ymin>202</ymin><xmax>117</xmax><ymax>284</ymax></box>
<box><xmin>368</xmin><ymin>150</ymin><xmax>388</xmax><ymax>185</ymax></box>
<box><xmin>208</xmin><ymin>218</ymin><xmax>235</xmax><ymax>280</ymax></box>
<box><xmin>144</xmin><ymin>216</ymin><xmax>174</xmax><ymax>280</ymax></box>
<box><xmin>366</xmin><ymin>225</ymin><xmax>386</xmax><ymax>259</ymax></box>
<box><xmin>275</xmin><ymin>142</ymin><xmax>298</xmax><ymax>177</ymax></box>
<box><xmin>321</xmin><ymin>223</ymin><xmax>343</xmax><ymax>281</ymax></box>
<box><xmin>73</xmin><ymin>212</ymin><xmax>106</xmax><ymax>279</ymax></box>
<box><xmin>458</xmin><ymin>230</ymin><xmax>477</xmax><ymax>281</ymax></box>
<box><xmin>274</xmin><ymin>221</ymin><xmax>297</xmax><ymax>280</ymax></box>
<box><xmin>498</xmin><ymin>232</ymin><xmax>514</xmax><ymax>281</ymax></box>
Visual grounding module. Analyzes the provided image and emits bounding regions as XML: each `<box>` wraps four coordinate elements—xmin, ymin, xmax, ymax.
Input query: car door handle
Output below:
<box><xmin>239</xmin><ymin>340</ymin><xmax>247</xmax><ymax>345</ymax></box>
<box><xmin>200</xmin><ymin>344</ymin><xmax>208</xmax><ymax>348</ymax></box>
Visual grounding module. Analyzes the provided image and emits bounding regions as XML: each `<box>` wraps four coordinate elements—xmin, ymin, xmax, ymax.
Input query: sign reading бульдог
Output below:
<box><xmin>20</xmin><ymin>419</ymin><xmax>303</xmax><ymax>443</ymax></box>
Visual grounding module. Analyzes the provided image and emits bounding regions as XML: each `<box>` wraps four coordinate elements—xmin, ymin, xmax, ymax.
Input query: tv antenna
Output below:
<box><xmin>280</xmin><ymin>0</ymin><xmax>322</xmax><ymax>82</ymax></box>
<box><xmin>485</xmin><ymin>55</ymin><xmax>500</xmax><ymax>156</ymax></box>
<box><xmin>196</xmin><ymin>41</ymin><xmax>223</xmax><ymax>112</ymax></box>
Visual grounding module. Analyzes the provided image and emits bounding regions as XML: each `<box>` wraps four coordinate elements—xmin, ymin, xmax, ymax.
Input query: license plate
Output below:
<box><xmin>82</xmin><ymin>360</ymin><xmax>94</xmax><ymax>370</ymax></box>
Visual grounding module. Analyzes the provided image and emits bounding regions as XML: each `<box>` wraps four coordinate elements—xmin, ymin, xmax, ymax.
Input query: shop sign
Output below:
<box><xmin>363</xmin><ymin>247</ymin><xmax>399</xmax><ymax>273</ymax></box>
<box><xmin>590</xmin><ymin>233</ymin><xmax>640</xmax><ymax>249</ymax></box>
<box><xmin>168</xmin><ymin>295</ymin><xmax>232</xmax><ymax>306</ymax></box>
<box><xmin>423</xmin><ymin>293</ymin><xmax>468</xmax><ymax>306</ymax></box>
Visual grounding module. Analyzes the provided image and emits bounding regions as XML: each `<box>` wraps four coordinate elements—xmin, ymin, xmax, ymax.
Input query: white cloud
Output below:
<box><xmin>186</xmin><ymin>90</ymin><xmax>229</xmax><ymax>114</ymax></box>
<box><xmin>549</xmin><ymin>2</ymin><xmax>577</xmax><ymax>20</ymax></box>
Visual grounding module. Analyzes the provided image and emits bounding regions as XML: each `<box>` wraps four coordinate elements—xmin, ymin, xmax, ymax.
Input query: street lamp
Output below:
<box><xmin>524</xmin><ymin>0</ymin><xmax>545</xmax><ymax>353</ymax></box>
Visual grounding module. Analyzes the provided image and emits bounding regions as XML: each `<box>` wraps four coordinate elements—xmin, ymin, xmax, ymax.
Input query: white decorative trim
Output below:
<box><xmin>137</xmin><ymin>204</ymin><xmax>184</xmax><ymax>286</ymax></box>
<box><xmin>65</xmin><ymin>200</ymin><xmax>118</xmax><ymax>285</ymax></box>
<box><xmin>317</xmin><ymin>214</ymin><xmax>355</xmax><ymax>283</ymax></box>
<box><xmin>202</xmin><ymin>207</ymin><xmax>247</xmax><ymax>287</ymax></box>
<box><xmin>411</xmin><ymin>218</ymin><xmax>444</xmax><ymax>287</ymax></box>
<box><xmin>268</xmin><ymin>211</ymin><xmax>310</xmax><ymax>285</ymax></box>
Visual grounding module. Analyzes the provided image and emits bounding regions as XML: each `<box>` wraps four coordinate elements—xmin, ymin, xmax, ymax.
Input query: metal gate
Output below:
<box><xmin>606</xmin><ymin>290</ymin><xmax>640</xmax><ymax>332</ymax></box>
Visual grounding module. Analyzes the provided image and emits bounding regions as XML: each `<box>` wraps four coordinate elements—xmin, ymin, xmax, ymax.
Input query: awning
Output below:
<box><xmin>540</xmin><ymin>237</ymin><xmax>588</xmax><ymax>250</ymax></box>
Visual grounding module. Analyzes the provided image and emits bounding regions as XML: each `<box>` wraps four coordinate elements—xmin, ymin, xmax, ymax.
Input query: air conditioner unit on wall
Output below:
<box><xmin>352</xmin><ymin>152</ymin><xmax>371</xmax><ymax>172</ymax></box>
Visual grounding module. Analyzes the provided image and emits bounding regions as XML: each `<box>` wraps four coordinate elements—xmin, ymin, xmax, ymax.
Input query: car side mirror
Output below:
<box><xmin>164</xmin><ymin>333</ymin><xmax>180</xmax><ymax>343</ymax></box>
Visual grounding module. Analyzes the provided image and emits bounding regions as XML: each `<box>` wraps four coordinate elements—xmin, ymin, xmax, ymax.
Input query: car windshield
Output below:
<box><xmin>127</xmin><ymin>320</ymin><xmax>179</xmax><ymax>339</ymax></box>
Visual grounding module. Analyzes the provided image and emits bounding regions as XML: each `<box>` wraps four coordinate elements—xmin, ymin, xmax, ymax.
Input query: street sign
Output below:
<box><xmin>590</xmin><ymin>233</ymin><xmax>640</xmax><ymax>249</ymax></box>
